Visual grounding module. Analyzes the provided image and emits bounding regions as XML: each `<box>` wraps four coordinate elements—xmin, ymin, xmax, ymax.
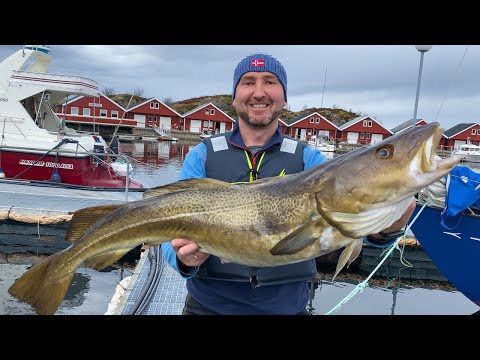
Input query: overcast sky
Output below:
<box><xmin>1</xmin><ymin>45</ymin><xmax>477</xmax><ymax>130</ymax></box>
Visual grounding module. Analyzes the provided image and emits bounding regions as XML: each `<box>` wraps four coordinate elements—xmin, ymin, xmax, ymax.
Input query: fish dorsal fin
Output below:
<box><xmin>269</xmin><ymin>219</ymin><xmax>320</xmax><ymax>256</ymax></box>
<box><xmin>66</xmin><ymin>205</ymin><xmax>122</xmax><ymax>243</ymax></box>
<box><xmin>333</xmin><ymin>238</ymin><xmax>363</xmax><ymax>280</ymax></box>
<box><xmin>143</xmin><ymin>178</ymin><xmax>231</xmax><ymax>199</ymax></box>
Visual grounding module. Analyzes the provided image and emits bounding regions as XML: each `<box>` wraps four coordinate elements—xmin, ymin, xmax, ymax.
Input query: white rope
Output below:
<box><xmin>324</xmin><ymin>202</ymin><xmax>428</xmax><ymax>315</ymax></box>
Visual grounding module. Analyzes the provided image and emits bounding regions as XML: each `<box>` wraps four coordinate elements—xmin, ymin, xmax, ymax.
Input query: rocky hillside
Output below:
<box><xmin>108</xmin><ymin>94</ymin><xmax>359</xmax><ymax>126</ymax></box>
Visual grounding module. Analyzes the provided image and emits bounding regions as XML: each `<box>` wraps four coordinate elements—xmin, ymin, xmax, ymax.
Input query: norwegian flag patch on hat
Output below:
<box><xmin>251</xmin><ymin>58</ymin><xmax>265</xmax><ymax>67</ymax></box>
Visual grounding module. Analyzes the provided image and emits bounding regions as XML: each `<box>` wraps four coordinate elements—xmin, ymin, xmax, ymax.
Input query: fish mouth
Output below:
<box><xmin>414</xmin><ymin>125</ymin><xmax>460</xmax><ymax>186</ymax></box>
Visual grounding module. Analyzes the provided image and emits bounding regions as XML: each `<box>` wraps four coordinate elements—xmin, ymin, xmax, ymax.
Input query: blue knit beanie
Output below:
<box><xmin>232</xmin><ymin>53</ymin><xmax>287</xmax><ymax>101</ymax></box>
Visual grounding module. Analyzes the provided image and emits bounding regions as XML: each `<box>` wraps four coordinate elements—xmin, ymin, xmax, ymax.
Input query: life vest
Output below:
<box><xmin>194</xmin><ymin>131</ymin><xmax>316</xmax><ymax>286</ymax></box>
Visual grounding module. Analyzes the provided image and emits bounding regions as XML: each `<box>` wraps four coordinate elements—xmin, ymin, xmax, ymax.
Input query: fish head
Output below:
<box><xmin>314</xmin><ymin>122</ymin><xmax>461</xmax><ymax>238</ymax></box>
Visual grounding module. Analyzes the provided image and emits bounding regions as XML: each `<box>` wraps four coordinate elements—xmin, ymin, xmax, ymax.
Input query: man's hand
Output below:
<box><xmin>171</xmin><ymin>238</ymin><xmax>209</xmax><ymax>267</ymax></box>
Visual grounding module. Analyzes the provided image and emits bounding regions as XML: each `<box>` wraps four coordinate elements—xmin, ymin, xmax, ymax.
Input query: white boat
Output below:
<box><xmin>307</xmin><ymin>135</ymin><xmax>335</xmax><ymax>152</ymax></box>
<box><xmin>452</xmin><ymin>144</ymin><xmax>480</xmax><ymax>163</ymax></box>
<box><xmin>199</xmin><ymin>129</ymin><xmax>214</xmax><ymax>139</ymax></box>
<box><xmin>0</xmin><ymin>45</ymin><xmax>143</xmax><ymax>189</ymax></box>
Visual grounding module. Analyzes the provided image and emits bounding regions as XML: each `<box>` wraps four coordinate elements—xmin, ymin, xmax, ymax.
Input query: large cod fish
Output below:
<box><xmin>9</xmin><ymin>122</ymin><xmax>460</xmax><ymax>315</ymax></box>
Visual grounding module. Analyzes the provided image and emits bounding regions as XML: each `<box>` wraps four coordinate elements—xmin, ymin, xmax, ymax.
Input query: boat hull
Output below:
<box><xmin>411</xmin><ymin>203</ymin><xmax>480</xmax><ymax>306</ymax></box>
<box><xmin>0</xmin><ymin>149</ymin><xmax>142</xmax><ymax>188</ymax></box>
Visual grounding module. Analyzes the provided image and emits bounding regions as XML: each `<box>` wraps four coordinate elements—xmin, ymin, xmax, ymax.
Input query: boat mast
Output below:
<box><xmin>320</xmin><ymin>66</ymin><xmax>327</xmax><ymax>109</ymax></box>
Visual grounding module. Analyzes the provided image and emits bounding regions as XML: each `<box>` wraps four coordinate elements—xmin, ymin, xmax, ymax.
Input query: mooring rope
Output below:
<box><xmin>324</xmin><ymin>201</ymin><xmax>428</xmax><ymax>315</ymax></box>
<box><xmin>36</xmin><ymin>208</ymin><xmax>44</xmax><ymax>259</ymax></box>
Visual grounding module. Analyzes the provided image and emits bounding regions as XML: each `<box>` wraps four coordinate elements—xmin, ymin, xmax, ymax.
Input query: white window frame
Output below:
<box><xmin>316</xmin><ymin>118</ymin><xmax>320</xmax><ymax>123</ymax></box>
<box><xmin>310</xmin><ymin>118</ymin><xmax>314</xmax><ymax>123</ymax></box>
<box><xmin>210</xmin><ymin>109</ymin><xmax>215</xmax><ymax>115</ymax></box>
<box><xmin>472</xmin><ymin>129</ymin><xmax>477</xmax><ymax>135</ymax></box>
<box><xmin>82</xmin><ymin>108</ymin><xmax>90</xmax><ymax>116</ymax></box>
<box><xmin>100</xmin><ymin>109</ymin><xmax>107</xmax><ymax>117</ymax></box>
<box><xmin>71</xmin><ymin>107</ymin><xmax>79</xmax><ymax>115</ymax></box>
<box><xmin>111</xmin><ymin>110</ymin><xmax>118</xmax><ymax>118</ymax></box>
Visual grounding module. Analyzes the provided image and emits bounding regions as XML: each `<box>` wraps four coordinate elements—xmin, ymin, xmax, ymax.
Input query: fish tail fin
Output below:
<box><xmin>332</xmin><ymin>238</ymin><xmax>363</xmax><ymax>281</ymax></box>
<box><xmin>8</xmin><ymin>254</ymin><xmax>74</xmax><ymax>315</ymax></box>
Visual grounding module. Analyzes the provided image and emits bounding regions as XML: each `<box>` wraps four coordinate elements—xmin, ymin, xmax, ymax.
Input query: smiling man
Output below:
<box><xmin>160</xmin><ymin>53</ymin><xmax>415</xmax><ymax>315</ymax></box>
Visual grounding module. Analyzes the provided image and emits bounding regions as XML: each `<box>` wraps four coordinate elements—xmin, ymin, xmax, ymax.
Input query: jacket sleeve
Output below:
<box><xmin>303</xmin><ymin>146</ymin><xmax>327</xmax><ymax>169</ymax></box>
<box><xmin>161</xmin><ymin>243</ymin><xmax>199</xmax><ymax>278</ymax></box>
<box><xmin>161</xmin><ymin>142</ymin><xmax>208</xmax><ymax>278</ymax></box>
<box><xmin>178</xmin><ymin>142</ymin><xmax>207</xmax><ymax>180</ymax></box>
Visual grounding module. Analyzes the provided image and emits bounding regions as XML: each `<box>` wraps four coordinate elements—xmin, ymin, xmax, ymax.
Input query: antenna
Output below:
<box><xmin>320</xmin><ymin>66</ymin><xmax>327</xmax><ymax>108</ymax></box>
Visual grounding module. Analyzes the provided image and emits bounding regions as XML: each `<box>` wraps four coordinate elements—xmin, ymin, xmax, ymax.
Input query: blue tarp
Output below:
<box><xmin>441</xmin><ymin>165</ymin><xmax>480</xmax><ymax>229</ymax></box>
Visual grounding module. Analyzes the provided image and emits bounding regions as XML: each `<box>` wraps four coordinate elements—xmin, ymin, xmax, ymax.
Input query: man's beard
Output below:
<box><xmin>237</xmin><ymin>109</ymin><xmax>283</xmax><ymax>128</ymax></box>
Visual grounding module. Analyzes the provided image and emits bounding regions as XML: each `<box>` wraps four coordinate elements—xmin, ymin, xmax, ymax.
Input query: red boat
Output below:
<box><xmin>0</xmin><ymin>45</ymin><xmax>143</xmax><ymax>189</ymax></box>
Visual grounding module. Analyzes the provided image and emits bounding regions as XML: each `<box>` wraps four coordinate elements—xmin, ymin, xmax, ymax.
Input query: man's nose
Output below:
<box><xmin>252</xmin><ymin>83</ymin><xmax>266</xmax><ymax>98</ymax></box>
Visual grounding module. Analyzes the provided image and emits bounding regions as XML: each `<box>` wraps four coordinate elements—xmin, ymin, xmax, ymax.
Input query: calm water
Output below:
<box><xmin>2</xmin><ymin>140</ymin><xmax>479</xmax><ymax>315</ymax></box>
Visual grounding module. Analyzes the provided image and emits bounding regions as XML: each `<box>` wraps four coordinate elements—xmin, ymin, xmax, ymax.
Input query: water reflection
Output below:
<box><xmin>121</xmin><ymin>140</ymin><xmax>199</xmax><ymax>188</ymax></box>
<box><xmin>310</xmin><ymin>275</ymin><xmax>479</xmax><ymax>315</ymax></box>
<box><xmin>0</xmin><ymin>263</ymin><xmax>129</xmax><ymax>315</ymax></box>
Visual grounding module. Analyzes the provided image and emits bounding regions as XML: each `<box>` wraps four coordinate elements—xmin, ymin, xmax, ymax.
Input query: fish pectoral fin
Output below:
<box><xmin>333</xmin><ymin>238</ymin><xmax>363</xmax><ymax>281</ymax></box>
<box><xmin>269</xmin><ymin>220</ymin><xmax>319</xmax><ymax>256</ymax></box>
<box><xmin>143</xmin><ymin>178</ymin><xmax>231</xmax><ymax>199</ymax></box>
<box><xmin>66</xmin><ymin>205</ymin><xmax>122</xmax><ymax>243</ymax></box>
<box><xmin>83</xmin><ymin>249</ymin><xmax>132</xmax><ymax>270</ymax></box>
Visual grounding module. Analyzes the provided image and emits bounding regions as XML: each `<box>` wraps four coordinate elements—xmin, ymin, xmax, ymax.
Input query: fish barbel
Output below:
<box><xmin>8</xmin><ymin>122</ymin><xmax>460</xmax><ymax>314</ymax></box>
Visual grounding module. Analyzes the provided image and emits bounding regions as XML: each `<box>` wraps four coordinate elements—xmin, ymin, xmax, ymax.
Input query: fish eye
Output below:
<box><xmin>376</xmin><ymin>145</ymin><xmax>393</xmax><ymax>159</ymax></box>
